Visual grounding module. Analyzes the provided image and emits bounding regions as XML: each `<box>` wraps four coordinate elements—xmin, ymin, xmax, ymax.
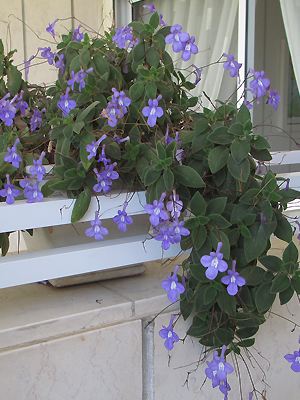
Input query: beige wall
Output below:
<box><xmin>0</xmin><ymin>0</ymin><xmax>113</xmax><ymax>84</ymax></box>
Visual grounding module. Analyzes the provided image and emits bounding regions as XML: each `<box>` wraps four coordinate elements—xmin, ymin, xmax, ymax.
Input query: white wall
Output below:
<box><xmin>0</xmin><ymin>0</ymin><xmax>113</xmax><ymax>84</ymax></box>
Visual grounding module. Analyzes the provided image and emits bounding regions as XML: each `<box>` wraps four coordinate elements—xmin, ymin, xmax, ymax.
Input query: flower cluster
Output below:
<box><xmin>101</xmin><ymin>88</ymin><xmax>131</xmax><ymax>127</ymax></box>
<box><xmin>144</xmin><ymin>192</ymin><xmax>189</xmax><ymax>250</ymax></box>
<box><xmin>112</xmin><ymin>25</ymin><xmax>138</xmax><ymax>49</ymax></box>
<box><xmin>205</xmin><ymin>346</ymin><xmax>234</xmax><ymax>399</ymax></box>
<box><xmin>200</xmin><ymin>244</ymin><xmax>245</xmax><ymax>296</ymax></box>
<box><xmin>165</xmin><ymin>24</ymin><xmax>198</xmax><ymax>61</ymax></box>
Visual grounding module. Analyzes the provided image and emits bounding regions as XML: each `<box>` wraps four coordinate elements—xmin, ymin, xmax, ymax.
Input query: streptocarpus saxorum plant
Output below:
<box><xmin>0</xmin><ymin>6</ymin><xmax>299</xmax><ymax>398</ymax></box>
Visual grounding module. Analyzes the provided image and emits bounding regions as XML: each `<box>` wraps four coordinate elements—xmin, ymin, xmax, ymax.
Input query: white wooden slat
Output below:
<box><xmin>270</xmin><ymin>150</ymin><xmax>300</xmax><ymax>165</ymax></box>
<box><xmin>0</xmin><ymin>191</ymin><xmax>146</xmax><ymax>233</ymax></box>
<box><xmin>0</xmin><ymin>0</ymin><xmax>25</xmax><ymax>65</ymax></box>
<box><xmin>0</xmin><ymin>234</ymin><xmax>182</xmax><ymax>288</ymax></box>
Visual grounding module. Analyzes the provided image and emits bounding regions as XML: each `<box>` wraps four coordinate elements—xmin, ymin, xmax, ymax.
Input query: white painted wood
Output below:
<box><xmin>0</xmin><ymin>191</ymin><xmax>146</xmax><ymax>233</ymax></box>
<box><xmin>0</xmin><ymin>234</ymin><xmax>182</xmax><ymax>288</ymax></box>
<box><xmin>270</xmin><ymin>150</ymin><xmax>300</xmax><ymax>165</ymax></box>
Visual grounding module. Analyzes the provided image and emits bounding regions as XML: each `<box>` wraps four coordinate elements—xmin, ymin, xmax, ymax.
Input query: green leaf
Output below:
<box><xmin>237</xmin><ymin>104</ymin><xmax>251</xmax><ymax>124</ymax></box>
<box><xmin>228</xmin><ymin>122</ymin><xmax>244</xmax><ymax>136</ymax></box>
<box><xmin>208</xmin><ymin>147</ymin><xmax>229</xmax><ymax>173</ymax></box>
<box><xmin>279</xmin><ymin>286</ymin><xmax>294</xmax><ymax>305</ymax></box>
<box><xmin>283</xmin><ymin>241</ymin><xmax>298</xmax><ymax>264</ymax></box>
<box><xmin>71</xmin><ymin>188</ymin><xmax>91</xmax><ymax>223</ymax></box>
<box><xmin>76</xmin><ymin>101</ymin><xmax>99</xmax><ymax>122</ymax></box>
<box><xmin>237</xmin><ymin>338</ymin><xmax>255</xmax><ymax>347</ymax></box>
<box><xmin>190</xmin><ymin>191</ymin><xmax>206</xmax><ymax>216</ymax></box>
<box><xmin>149</xmin><ymin>12</ymin><xmax>159</xmax><ymax>29</ymax></box>
<box><xmin>145</xmin><ymin>81</ymin><xmax>157</xmax><ymax>99</ymax></box>
<box><xmin>206</xmin><ymin>197</ymin><xmax>227</xmax><ymax>214</ymax></box>
<box><xmin>146</xmin><ymin>47</ymin><xmax>160</xmax><ymax>68</ymax></box>
<box><xmin>203</xmin><ymin>286</ymin><xmax>218</xmax><ymax>305</ymax></box>
<box><xmin>230</xmin><ymin>138</ymin><xmax>250</xmax><ymax>163</ymax></box>
<box><xmin>236</xmin><ymin>326</ymin><xmax>259</xmax><ymax>339</ymax></box>
<box><xmin>7</xmin><ymin>65</ymin><xmax>22</xmax><ymax>95</ymax></box>
<box><xmin>189</xmin><ymin>264</ymin><xmax>207</xmax><ymax>282</ymax></box>
<box><xmin>270</xmin><ymin>274</ymin><xmax>290</xmax><ymax>293</ymax></box>
<box><xmin>259</xmin><ymin>255</ymin><xmax>282</xmax><ymax>272</ymax></box>
<box><xmin>129</xmin><ymin>81</ymin><xmax>144</xmax><ymax>102</ymax></box>
<box><xmin>209</xmin><ymin>230</ymin><xmax>230</xmax><ymax>259</ymax></box>
<box><xmin>214</xmin><ymin>328</ymin><xmax>234</xmax><ymax>346</ymax></box>
<box><xmin>255</xmin><ymin>282</ymin><xmax>276</xmax><ymax>313</ymax></box>
<box><xmin>132</xmin><ymin>42</ymin><xmax>145</xmax><ymax>62</ymax></box>
<box><xmin>208</xmin><ymin>126</ymin><xmax>233</xmax><ymax>145</ymax></box>
<box><xmin>144</xmin><ymin>167</ymin><xmax>161</xmax><ymax>186</ymax></box>
<box><xmin>227</xmin><ymin>155</ymin><xmax>250</xmax><ymax>182</ymax></box>
<box><xmin>291</xmin><ymin>274</ymin><xmax>300</xmax><ymax>294</ymax></box>
<box><xmin>217</xmin><ymin>291</ymin><xmax>237</xmax><ymax>315</ymax></box>
<box><xmin>274</xmin><ymin>214</ymin><xmax>293</xmax><ymax>242</ymax></box>
<box><xmin>240</xmin><ymin>266</ymin><xmax>266</xmax><ymax>286</ymax></box>
<box><xmin>163</xmin><ymin>169</ymin><xmax>174</xmax><ymax>191</ymax></box>
<box><xmin>106</xmin><ymin>142</ymin><xmax>121</xmax><ymax>160</ymax></box>
<box><xmin>192</xmin><ymin>225</ymin><xmax>207</xmax><ymax>250</ymax></box>
<box><xmin>208</xmin><ymin>214</ymin><xmax>231</xmax><ymax>229</ymax></box>
<box><xmin>173</xmin><ymin>165</ymin><xmax>205</xmax><ymax>188</ymax></box>
<box><xmin>93</xmin><ymin>53</ymin><xmax>110</xmax><ymax>76</ymax></box>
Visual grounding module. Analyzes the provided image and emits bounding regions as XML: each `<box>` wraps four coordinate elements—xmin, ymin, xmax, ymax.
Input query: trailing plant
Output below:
<box><xmin>0</xmin><ymin>5</ymin><xmax>299</xmax><ymax>398</ymax></box>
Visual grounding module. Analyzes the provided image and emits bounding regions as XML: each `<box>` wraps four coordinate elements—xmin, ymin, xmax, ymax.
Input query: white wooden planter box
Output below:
<box><xmin>0</xmin><ymin>150</ymin><xmax>299</xmax><ymax>289</ymax></box>
<box><xmin>0</xmin><ymin>191</ymin><xmax>182</xmax><ymax>288</ymax></box>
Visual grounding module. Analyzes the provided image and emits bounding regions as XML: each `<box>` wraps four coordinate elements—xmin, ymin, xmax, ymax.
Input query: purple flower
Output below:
<box><xmin>0</xmin><ymin>93</ymin><xmax>17</xmax><ymax>126</ymax></box>
<box><xmin>205</xmin><ymin>346</ymin><xmax>234</xmax><ymax>388</ymax></box>
<box><xmin>144</xmin><ymin>192</ymin><xmax>169</xmax><ymax>227</ymax></box>
<box><xmin>267</xmin><ymin>90</ymin><xmax>280</xmax><ymax>111</ymax></box>
<box><xmin>154</xmin><ymin>223</ymin><xmax>174</xmax><ymax>250</ymax></box>
<box><xmin>93</xmin><ymin>169</ymin><xmax>112</xmax><ymax>194</ymax></box>
<box><xmin>24</xmin><ymin>55</ymin><xmax>34</xmax><ymax>81</ymax></box>
<box><xmin>101</xmin><ymin>88</ymin><xmax>130</xmax><ymax>127</ymax></box>
<box><xmin>284</xmin><ymin>339</ymin><xmax>300</xmax><ymax>372</ymax></box>
<box><xmin>113</xmin><ymin>135</ymin><xmax>130</xmax><ymax>144</ymax></box>
<box><xmin>171</xmin><ymin>219</ymin><xmax>190</xmax><ymax>243</ymax></box>
<box><xmin>223</xmin><ymin>53</ymin><xmax>242</xmax><ymax>78</ymax></box>
<box><xmin>221</xmin><ymin>260</ymin><xmax>246</xmax><ymax>296</ymax></box>
<box><xmin>244</xmin><ymin>99</ymin><xmax>253</xmax><ymax>110</ymax></box>
<box><xmin>159</xmin><ymin>14</ymin><xmax>166</xmax><ymax>27</ymax></box>
<box><xmin>97</xmin><ymin>145</ymin><xmax>111</xmax><ymax>166</ymax></box>
<box><xmin>200</xmin><ymin>242</ymin><xmax>228</xmax><ymax>280</ymax></box>
<box><xmin>39</xmin><ymin>47</ymin><xmax>55</xmax><ymax>65</ymax></box>
<box><xmin>57</xmin><ymin>88</ymin><xmax>76</xmax><ymax>117</ymax></box>
<box><xmin>162</xmin><ymin>265</ymin><xmax>185</xmax><ymax>302</ymax></box>
<box><xmin>142</xmin><ymin>95</ymin><xmax>164</xmax><ymax>127</ymax></box>
<box><xmin>86</xmin><ymin>135</ymin><xmax>107</xmax><ymax>160</ymax></box>
<box><xmin>4</xmin><ymin>138</ymin><xmax>22</xmax><ymax>168</ymax></box>
<box><xmin>67</xmin><ymin>68</ymin><xmax>93</xmax><ymax>92</ymax></box>
<box><xmin>165</xmin><ymin>24</ymin><xmax>189</xmax><ymax>53</ymax></box>
<box><xmin>192</xmin><ymin>64</ymin><xmax>202</xmax><ymax>85</ymax></box>
<box><xmin>181</xmin><ymin>35</ymin><xmax>198</xmax><ymax>61</ymax></box>
<box><xmin>249</xmin><ymin>70</ymin><xmax>270</xmax><ymax>98</ymax></box>
<box><xmin>112</xmin><ymin>25</ymin><xmax>138</xmax><ymax>49</ymax></box>
<box><xmin>112</xmin><ymin>88</ymin><xmax>131</xmax><ymax>114</ymax></box>
<box><xmin>0</xmin><ymin>175</ymin><xmax>20</xmax><ymax>204</ymax></box>
<box><xmin>143</xmin><ymin>3</ymin><xmax>156</xmax><ymax>12</ymax></box>
<box><xmin>55</xmin><ymin>53</ymin><xmax>65</xmax><ymax>74</ymax></box>
<box><xmin>20</xmin><ymin>179</ymin><xmax>43</xmax><ymax>203</ymax></box>
<box><xmin>285</xmin><ymin>178</ymin><xmax>290</xmax><ymax>191</ymax></box>
<box><xmin>72</xmin><ymin>25</ymin><xmax>84</xmax><ymax>42</ymax></box>
<box><xmin>15</xmin><ymin>92</ymin><xmax>28</xmax><ymax>116</ymax></box>
<box><xmin>30</xmin><ymin>109</ymin><xmax>43</xmax><ymax>132</ymax></box>
<box><xmin>113</xmin><ymin>203</ymin><xmax>133</xmax><ymax>232</ymax></box>
<box><xmin>101</xmin><ymin>162</ymin><xmax>119</xmax><ymax>181</ymax></box>
<box><xmin>159</xmin><ymin>315</ymin><xmax>179</xmax><ymax>350</ymax></box>
<box><xmin>46</xmin><ymin>19</ymin><xmax>58</xmax><ymax>39</ymax></box>
<box><xmin>85</xmin><ymin>212</ymin><xmax>109</xmax><ymax>240</ymax></box>
<box><xmin>29</xmin><ymin>152</ymin><xmax>46</xmax><ymax>181</ymax></box>
<box><xmin>166</xmin><ymin>191</ymin><xmax>183</xmax><ymax>218</ymax></box>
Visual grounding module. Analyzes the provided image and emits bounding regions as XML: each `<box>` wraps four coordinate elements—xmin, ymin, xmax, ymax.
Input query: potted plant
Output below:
<box><xmin>0</xmin><ymin>7</ymin><xmax>299</xmax><ymax>397</ymax></box>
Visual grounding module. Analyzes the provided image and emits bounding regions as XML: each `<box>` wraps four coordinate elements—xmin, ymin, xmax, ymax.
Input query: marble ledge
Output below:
<box><xmin>0</xmin><ymin>260</ymin><xmax>179</xmax><ymax>351</ymax></box>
